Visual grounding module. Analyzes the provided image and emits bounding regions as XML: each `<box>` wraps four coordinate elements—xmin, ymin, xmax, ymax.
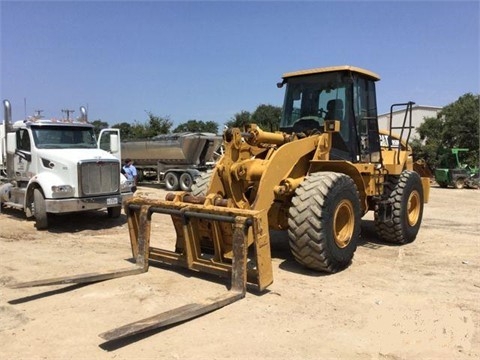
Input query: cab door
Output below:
<box><xmin>11</xmin><ymin>128</ymin><xmax>34</xmax><ymax>181</ymax></box>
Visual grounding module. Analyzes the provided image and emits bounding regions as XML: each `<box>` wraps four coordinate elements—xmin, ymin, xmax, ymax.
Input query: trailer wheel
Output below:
<box><xmin>108</xmin><ymin>206</ymin><xmax>121</xmax><ymax>218</ymax></box>
<box><xmin>190</xmin><ymin>171</ymin><xmax>212</xmax><ymax>196</ymax></box>
<box><xmin>179</xmin><ymin>172</ymin><xmax>194</xmax><ymax>191</ymax></box>
<box><xmin>374</xmin><ymin>170</ymin><xmax>424</xmax><ymax>244</ymax></box>
<box><xmin>287</xmin><ymin>172</ymin><xmax>360</xmax><ymax>273</ymax></box>
<box><xmin>164</xmin><ymin>172</ymin><xmax>179</xmax><ymax>191</ymax></box>
<box><xmin>33</xmin><ymin>188</ymin><xmax>49</xmax><ymax>230</ymax></box>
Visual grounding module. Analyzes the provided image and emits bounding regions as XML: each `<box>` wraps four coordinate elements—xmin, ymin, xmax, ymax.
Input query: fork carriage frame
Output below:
<box><xmin>9</xmin><ymin>193</ymin><xmax>273</xmax><ymax>341</ymax></box>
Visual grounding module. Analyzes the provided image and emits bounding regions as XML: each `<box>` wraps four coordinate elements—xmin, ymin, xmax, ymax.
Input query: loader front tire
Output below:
<box><xmin>374</xmin><ymin>170</ymin><xmax>424</xmax><ymax>244</ymax></box>
<box><xmin>33</xmin><ymin>188</ymin><xmax>49</xmax><ymax>230</ymax></box>
<box><xmin>288</xmin><ymin>172</ymin><xmax>361</xmax><ymax>273</ymax></box>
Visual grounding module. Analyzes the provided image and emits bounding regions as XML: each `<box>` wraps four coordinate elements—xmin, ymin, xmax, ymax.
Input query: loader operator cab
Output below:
<box><xmin>279</xmin><ymin>65</ymin><xmax>382</xmax><ymax>164</ymax></box>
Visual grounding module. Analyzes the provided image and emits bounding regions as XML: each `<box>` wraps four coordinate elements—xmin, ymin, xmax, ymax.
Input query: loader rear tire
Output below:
<box><xmin>190</xmin><ymin>171</ymin><xmax>212</xmax><ymax>196</ymax></box>
<box><xmin>33</xmin><ymin>188</ymin><xmax>49</xmax><ymax>230</ymax></box>
<box><xmin>164</xmin><ymin>172</ymin><xmax>179</xmax><ymax>191</ymax></box>
<box><xmin>374</xmin><ymin>170</ymin><xmax>424</xmax><ymax>244</ymax></box>
<box><xmin>288</xmin><ymin>172</ymin><xmax>361</xmax><ymax>273</ymax></box>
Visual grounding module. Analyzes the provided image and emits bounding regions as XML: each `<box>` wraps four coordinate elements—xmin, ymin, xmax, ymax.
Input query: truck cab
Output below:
<box><xmin>1</xmin><ymin>100</ymin><xmax>133</xmax><ymax>229</ymax></box>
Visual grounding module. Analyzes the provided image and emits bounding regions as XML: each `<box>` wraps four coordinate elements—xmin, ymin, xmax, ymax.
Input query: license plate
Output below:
<box><xmin>107</xmin><ymin>197</ymin><xmax>118</xmax><ymax>205</ymax></box>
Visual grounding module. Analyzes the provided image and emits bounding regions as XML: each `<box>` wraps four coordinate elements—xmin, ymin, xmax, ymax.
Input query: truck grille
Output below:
<box><xmin>78</xmin><ymin>160</ymin><xmax>120</xmax><ymax>196</ymax></box>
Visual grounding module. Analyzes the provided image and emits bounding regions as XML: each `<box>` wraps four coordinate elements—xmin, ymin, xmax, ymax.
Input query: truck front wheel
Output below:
<box><xmin>33</xmin><ymin>188</ymin><xmax>49</xmax><ymax>230</ymax></box>
<box><xmin>108</xmin><ymin>206</ymin><xmax>122</xmax><ymax>218</ymax></box>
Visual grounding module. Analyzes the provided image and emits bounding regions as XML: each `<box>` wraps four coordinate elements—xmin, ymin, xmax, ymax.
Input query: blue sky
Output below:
<box><xmin>1</xmin><ymin>1</ymin><xmax>479</xmax><ymax>128</ymax></box>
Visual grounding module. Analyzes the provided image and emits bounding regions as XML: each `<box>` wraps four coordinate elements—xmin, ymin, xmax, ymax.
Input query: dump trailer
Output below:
<box><xmin>9</xmin><ymin>65</ymin><xmax>430</xmax><ymax>342</ymax></box>
<box><xmin>0</xmin><ymin>100</ymin><xmax>133</xmax><ymax>229</ymax></box>
<box><xmin>121</xmin><ymin>132</ymin><xmax>223</xmax><ymax>191</ymax></box>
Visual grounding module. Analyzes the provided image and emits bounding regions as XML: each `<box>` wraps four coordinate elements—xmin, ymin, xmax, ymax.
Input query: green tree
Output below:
<box><xmin>173</xmin><ymin>120</ymin><xmax>219</xmax><ymax>133</ymax></box>
<box><xmin>115</xmin><ymin>113</ymin><xmax>173</xmax><ymax>140</ymax></box>
<box><xmin>91</xmin><ymin>120</ymin><xmax>109</xmax><ymax>137</ymax></box>
<box><xmin>251</xmin><ymin>104</ymin><xmax>282</xmax><ymax>132</ymax></box>
<box><xmin>225</xmin><ymin>110</ymin><xmax>252</xmax><ymax>130</ymax></box>
<box><xmin>440</xmin><ymin>93</ymin><xmax>479</xmax><ymax>164</ymax></box>
<box><xmin>111</xmin><ymin>122</ymin><xmax>133</xmax><ymax>140</ymax></box>
<box><xmin>224</xmin><ymin>104</ymin><xmax>282</xmax><ymax>131</ymax></box>
<box><xmin>415</xmin><ymin>93</ymin><xmax>479</xmax><ymax>168</ymax></box>
<box><xmin>144</xmin><ymin>112</ymin><xmax>173</xmax><ymax>137</ymax></box>
<box><xmin>414</xmin><ymin>116</ymin><xmax>445</xmax><ymax>164</ymax></box>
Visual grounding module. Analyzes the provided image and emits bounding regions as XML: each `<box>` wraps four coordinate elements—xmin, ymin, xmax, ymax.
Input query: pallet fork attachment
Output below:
<box><xmin>8</xmin><ymin>194</ymin><xmax>273</xmax><ymax>342</ymax></box>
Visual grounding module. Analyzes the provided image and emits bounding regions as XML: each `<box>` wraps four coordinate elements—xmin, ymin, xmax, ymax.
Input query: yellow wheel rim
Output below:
<box><xmin>407</xmin><ymin>190</ymin><xmax>421</xmax><ymax>226</ymax></box>
<box><xmin>333</xmin><ymin>199</ymin><xmax>355</xmax><ymax>248</ymax></box>
<box><xmin>407</xmin><ymin>190</ymin><xmax>420</xmax><ymax>226</ymax></box>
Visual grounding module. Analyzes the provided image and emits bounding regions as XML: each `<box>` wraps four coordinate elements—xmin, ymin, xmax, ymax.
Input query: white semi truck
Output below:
<box><xmin>0</xmin><ymin>100</ymin><xmax>133</xmax><ymax>230</ymax></box>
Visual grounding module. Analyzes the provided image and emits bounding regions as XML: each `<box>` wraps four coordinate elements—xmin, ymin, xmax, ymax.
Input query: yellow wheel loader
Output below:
<box><xmin>9</xmin><ymin>65</ymin><xmax>430</xmax><ymax>342</ymax></box>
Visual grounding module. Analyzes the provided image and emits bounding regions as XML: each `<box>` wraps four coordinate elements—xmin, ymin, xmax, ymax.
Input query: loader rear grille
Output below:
<box><xmin>78</xmin><ymin>160</ymin><xmax>120</xmax><ymax>196</ymax></box>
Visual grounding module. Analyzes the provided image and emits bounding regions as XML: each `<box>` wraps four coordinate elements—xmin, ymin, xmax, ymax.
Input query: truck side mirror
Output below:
<box><xmin>110</xmin><ymin>134</ymin><xmax>119</xmax><ymax>153</ymax></box>
<box><xmin>6</xmin><ymin>132</ymin><xmax>17</xmax><ymax>154</ymax></box>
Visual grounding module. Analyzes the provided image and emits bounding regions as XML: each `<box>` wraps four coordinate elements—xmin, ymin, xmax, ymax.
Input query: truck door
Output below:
<box><xmin>13</xmin><ymin>128</ymin><xmax>33</xmax><ymax>181</ymax></box>
<box><xmin>98</xmin><ymin>129</ymin><xmax>122</xmax><ymax>161</ymax></box>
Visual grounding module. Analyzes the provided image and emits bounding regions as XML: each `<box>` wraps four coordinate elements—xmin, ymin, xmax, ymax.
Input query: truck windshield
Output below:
<box><xmin>31</xmin><ymin>126</ymin><xmax>97</xmax><ymax>149</ymax></box>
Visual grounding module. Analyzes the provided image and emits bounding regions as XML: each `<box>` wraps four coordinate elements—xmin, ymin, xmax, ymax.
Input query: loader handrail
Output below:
<box><xmin>388</xmin><ymin>101</ymin><xmax>415</xmax><ymax>164</ymax></box>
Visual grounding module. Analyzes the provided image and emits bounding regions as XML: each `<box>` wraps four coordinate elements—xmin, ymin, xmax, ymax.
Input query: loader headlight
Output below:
<box><xmin>51</xmin><ymin>185</ymin><xmax>74</xmax><ymax>193</ymax></box>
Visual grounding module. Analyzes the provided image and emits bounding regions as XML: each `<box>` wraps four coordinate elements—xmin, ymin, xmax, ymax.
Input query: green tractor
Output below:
<box><xmin>434</xmin><ymin>148</ymin><xmax>479</xmax><ymax>189</ymax></box>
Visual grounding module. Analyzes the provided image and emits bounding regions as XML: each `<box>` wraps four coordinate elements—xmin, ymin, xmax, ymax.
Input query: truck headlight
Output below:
<box><xmin>121</xmin><ymin>180</ymin><xmax>134</xmax><ymax>192</ymax></box>
<box><xmin>51</xmin><ymin>185</ymin><xmax>74</xmax><ymax>193</ymax></box>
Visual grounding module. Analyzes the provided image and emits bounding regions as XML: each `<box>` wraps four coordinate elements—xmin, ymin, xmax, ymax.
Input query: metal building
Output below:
<box><xmin>378</xmin><ymin>105</ymin><xmax>442</xmax><ymax>138</ymax></box>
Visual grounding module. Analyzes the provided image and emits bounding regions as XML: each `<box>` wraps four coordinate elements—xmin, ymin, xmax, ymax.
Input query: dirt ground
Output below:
<box><xmin>0</xmin><ymin>184</ymin><xmax>479</xmax><ymax>360</ymax></box>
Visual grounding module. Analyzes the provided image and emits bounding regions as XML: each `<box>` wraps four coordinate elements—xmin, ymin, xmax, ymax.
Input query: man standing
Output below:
<box><xmin>123</xmin><ymin>158</ymin><xmax>138</xmax><ymax>193</ymax></box>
